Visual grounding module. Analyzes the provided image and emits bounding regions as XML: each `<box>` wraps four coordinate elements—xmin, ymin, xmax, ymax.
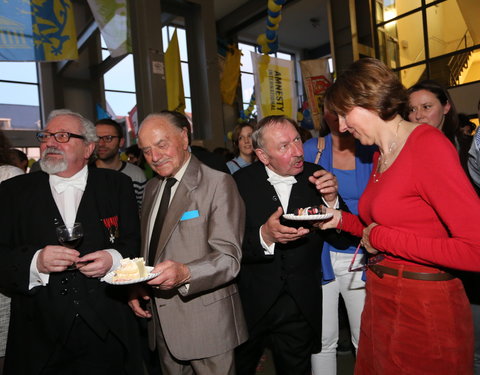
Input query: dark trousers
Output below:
<box><xmin>40</xmin><ymin>316</ymin><xmax>128</xmax><ymax>375</ymax></box>
<box><xmin>235</xmin><ymin>292</ymin><xmax>315</xmax><ymax>375</ymax></box>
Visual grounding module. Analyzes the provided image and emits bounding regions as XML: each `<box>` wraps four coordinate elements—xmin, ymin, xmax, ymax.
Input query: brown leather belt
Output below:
<box><xmin>369</xmin><ymin>264</ymin><xmax>455</xmax><ymax>281</ymax></box>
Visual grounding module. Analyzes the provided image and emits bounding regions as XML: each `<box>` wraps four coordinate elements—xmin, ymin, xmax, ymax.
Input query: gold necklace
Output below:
<box><xmin>373</xmin><ymin>119</ymin><xmax>404</xmax><ymax>183</ymax></box>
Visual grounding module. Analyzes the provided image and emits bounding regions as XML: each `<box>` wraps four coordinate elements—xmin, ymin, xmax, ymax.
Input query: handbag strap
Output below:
<box><xmin>313</xmin><ymin>137</ymin><xmax>325</xmax><ymax>165</ymax></box>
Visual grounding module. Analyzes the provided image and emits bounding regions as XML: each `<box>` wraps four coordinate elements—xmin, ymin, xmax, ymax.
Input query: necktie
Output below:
<box><xmin>148</xmin><ymin>177</ymin><xmax>177</xmax><ymax>266</ymax></box>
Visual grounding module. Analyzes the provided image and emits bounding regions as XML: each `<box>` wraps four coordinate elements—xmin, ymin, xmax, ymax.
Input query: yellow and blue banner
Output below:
<box><xmin>251</xmin><ymin>52</ymin><xmax>297</xmax><ymax>119</ymax></box>
<box><xmin>0</xmin><ymin>0</ymin><xmax>78</xmax><ymax>61</ymax></box>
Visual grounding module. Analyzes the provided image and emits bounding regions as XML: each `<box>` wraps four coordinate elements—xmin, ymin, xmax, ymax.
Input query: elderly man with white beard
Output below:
<box><xmin>0</xmin><ymin>109</ymin><xmax>144</xmax><ymax>374</ymax></box>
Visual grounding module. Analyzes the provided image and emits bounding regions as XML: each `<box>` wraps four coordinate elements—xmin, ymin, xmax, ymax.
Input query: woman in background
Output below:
<box><xmin>407</xmin><ymin>80</ymin><xmax>473</xmax><ymax>172</ymax></box>
<box><xmin>227</xmin><ymin>123</ymin><xmax>255</xmax><ymax>174</ymax></box>
<box><xmin>314</xmin><ymin>58</ymin><xmax>480</xmax><ymax>375</ymax></box>
<box><xmin>304</xmin><ymin>109</ymin><xmax>375</xmax><ymax>375</ymax></box>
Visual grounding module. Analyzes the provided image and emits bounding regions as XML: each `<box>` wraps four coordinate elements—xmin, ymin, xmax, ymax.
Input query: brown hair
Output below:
<box><xmin>231</xmin><ymin>123</ymin><xmax>254</xmax><ymax>156</ymax></box>
<box><xmin>325</xmin><ymin>58</ymin><xmax>408</xmax><ymax>121</ymax></box>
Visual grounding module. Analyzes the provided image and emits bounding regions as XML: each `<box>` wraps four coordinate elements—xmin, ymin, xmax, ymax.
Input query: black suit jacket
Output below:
<box><xmin>0</xmin><ymin>168</ymin><xmax>142</xmax><ymax>374</ymax></box>
<box><xmin>234</xmin><ymin>161</ymin><xmax>346</xmax><ymax>344</ymax></box>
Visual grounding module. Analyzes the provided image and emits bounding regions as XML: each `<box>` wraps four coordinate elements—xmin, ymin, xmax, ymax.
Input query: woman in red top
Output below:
<box><xmin>311</xmin><ymin>58</ymin><xmax>480</xmax><ymax>375</ymax></box>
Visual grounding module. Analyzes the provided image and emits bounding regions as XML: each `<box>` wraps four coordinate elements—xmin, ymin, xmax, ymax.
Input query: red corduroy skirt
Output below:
<box><xmin>355</xmin><ymin>260</ymin><xmax>473</xmax><ymax>375</ymax></box>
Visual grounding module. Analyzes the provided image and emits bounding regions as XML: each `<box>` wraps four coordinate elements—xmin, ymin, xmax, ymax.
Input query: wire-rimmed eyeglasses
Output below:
<box><xmin>36</xmin><ymin>131</ymin><xmax>85</xmax><ymax>143</ymax></box>
<box><xmin>348</xmin><ymin>242</ymin><xmax>385</xmax><ymax>272</ymax></box>
<box><xmin>97</xmin><ymin>135</ymin><xmax>121</xmax><ymax>143</ymax></box>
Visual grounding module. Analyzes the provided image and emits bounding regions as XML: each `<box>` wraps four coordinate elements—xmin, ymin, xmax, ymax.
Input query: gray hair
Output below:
<box><xmin>47</xmin><ymin>109</ymin><xmax>98</xmax><ymax>143</ymax></box>
<box><xmin>252</xmin><ymin>115</ymin><xmax>298</xmax><ymax>149</ymax></box>
<box><xmin>140</xmin><ymin>111</ymin><xmax>192</xmax><ymax>144</ymax></box>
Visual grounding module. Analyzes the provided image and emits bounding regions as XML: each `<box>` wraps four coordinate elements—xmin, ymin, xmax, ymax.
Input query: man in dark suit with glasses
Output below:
<box><xmin>0</xmin><ymin>109</ymin><xmax>143</xmax><ymax>374</ymax></box>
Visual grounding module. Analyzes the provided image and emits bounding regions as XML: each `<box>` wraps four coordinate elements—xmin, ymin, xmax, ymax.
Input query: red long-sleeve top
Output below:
<box><xmin>342</xmin><ymin>124</ymin><xmax>480</xmax><ymax>271</ymax></box>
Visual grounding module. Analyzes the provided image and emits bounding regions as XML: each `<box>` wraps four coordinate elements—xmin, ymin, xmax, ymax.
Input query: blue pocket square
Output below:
<box><xmin>181</xmin><ymin>210</ymin><xmax>199</xmax><ymax>221</ymax></box>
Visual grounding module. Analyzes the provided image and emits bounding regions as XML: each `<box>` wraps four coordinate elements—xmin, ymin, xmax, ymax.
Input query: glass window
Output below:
<box><xmin>105</xmin><ymin>91</ymin><xmax>136</xmax><ymax>117</ymax></box>
<box><xmin>456</xmin><ymin>49</ymin><xmax>480</xmax><ymax>85</ymax></box>
<box><xmin>378</xmin><ymin>11</ymin><xmax>424</xmax><ymax>70</ymax></box>
<box><xmin>0</xmin><ymin>61</ymin><xmax>40</xmax><ymax>130</ymax></box>
<box><xmin>397</xmin><ymin>63</ymin><xmax>426</xmax><ymax>88</ymax></box>
<box><xmin>239</xmin><ymin>43</ymin><xmax>255</xmax><ymax>73</ymax></box>
<box><xmin>181</xmin><ymin>62</ymin><xmax>191</xmax><ymax>97</ymax></box>
<box><xmin>427</xmin><ymin>1</ymin><xmax>469</xmax><ymax>59</ymax></box>
<box><xmin>0</xmin><ymin>62</ymin><xmax>37</xmax><ymax>83</ymax></box>
<box><xmin>238</xmin><ymin>43</ymin><xmax>256</xmax><ymax>111</ymax></box>
<box><xmin>0</xmin><ymin>82</ymin><xmax>39</xmax><ymax>106</ymax></box>
<box><xmin>376</xmin><ymin>0</ymin><xmax>421</xmax><ymax>23</ymax></box>
<box><xmin>100</xmin><ymin>36</ymin><xmax>109</xmax><ymax>60</ymax></box>
<box><xmin>104</xmin><ymin>55</ymin><xmax>136</xmax><ymax>92</ymax></box>
<box><xmin>276</xmin><ymin>52</ymin><xmax>291</xmax><ymax>61</ymax></box>
<box><xmin>241</xmin><ymin>73</ymin><xmax>255</xmax><ymax>106</ymax></box>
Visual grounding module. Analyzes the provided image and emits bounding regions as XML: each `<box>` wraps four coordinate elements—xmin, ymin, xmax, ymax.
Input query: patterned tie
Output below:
<box><xmin>148</xmin><ymin>177</ymin><xmax>177</xmax><ymax>266</ymax></box>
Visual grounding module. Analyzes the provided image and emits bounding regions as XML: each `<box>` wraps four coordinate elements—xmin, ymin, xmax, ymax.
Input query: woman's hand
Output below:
<box><xmin>362</xmin><ymin>223</ymin><xmax>379</xmax><ymax>254</ymax></box>
<box><xmin>313</xmin><ymin>208</ymin><xmax>342</xmax><ymax>230</ymax></box>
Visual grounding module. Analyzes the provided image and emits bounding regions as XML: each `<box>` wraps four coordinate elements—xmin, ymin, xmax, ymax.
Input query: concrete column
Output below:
<box><xmin>185</xmin><ymin>0</ymin><xmax>225</xmax><ymax>148</ymax></box>
<box><xmin>129</xmin><ymin>0</ymin><xmax>168</xmax><ymax>122</ymax></box>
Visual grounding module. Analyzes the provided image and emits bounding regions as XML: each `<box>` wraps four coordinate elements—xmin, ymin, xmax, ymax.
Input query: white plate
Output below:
<box><xmin>101</xmin><ymin>266</ymin><xmax>160</xmax><ymax>285</ymax></box>
<box><xmin>283</xmin><ymin>213</ymin><xmax>333</xmax><ymax>221</ymax></box>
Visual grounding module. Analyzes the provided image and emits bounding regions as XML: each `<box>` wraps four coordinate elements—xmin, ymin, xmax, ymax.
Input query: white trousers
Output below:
<box><xmin>311</xmin><ymin>251</ymin><xmax>366</xmax><ymax>375</ymax></box>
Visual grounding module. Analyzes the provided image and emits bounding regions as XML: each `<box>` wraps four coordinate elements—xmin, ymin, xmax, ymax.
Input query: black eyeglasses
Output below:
<box><xmin>36</xmin><ymin>131</ymin><xmax>85</xmax><ymax>143</ymax></box>
<box><xmin>97</xmin><ymin>135</ymin><xmax>121</xmax><ymax>143</ymax></box>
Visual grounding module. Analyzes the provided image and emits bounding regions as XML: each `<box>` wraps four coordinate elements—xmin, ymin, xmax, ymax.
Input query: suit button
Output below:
<box><xmin>60</xmin><ymin>289</ymin><xmax>68</xmax><ymax>296</ymax></box>
<box><xmin>73</xmin><ymin>300</ymin><xmax>80</xmax><ymax>305</ymax></box>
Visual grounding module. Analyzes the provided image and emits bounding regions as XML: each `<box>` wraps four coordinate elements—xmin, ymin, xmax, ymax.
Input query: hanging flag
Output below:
<box><xmin>95</xmin><ymin>103</ymin><xmax>112</xmax><ymax>120</ymax></box>
<box><xmin>86</xmin><ymin>0</ymin><xmax>130</xmax><ymax>58</ymax></box>
<box><xmin>0</xmin><ymin>0</ymin><xmax>78</xmax><ymax>61</ymax></box>
<box><xmin>300</xmin><ymin>58</ymin><xmax>332</xmax><ymax>130</ymax></box>
<box><xmin>164</xmin><ymin>29</ymin><xmax>185</xmax><ymax>114</ymax></box>
<box><xmin>127</xmin><ymin>105</ymin><xmax>138</xmax><ymax>138</ymax></box>
<box><xmin>220</xmin><ymin>45</ymin><xmax>241</xmax><ymax>105</ymax></box>
<box><xmin>251</xmin><ymin>52</ymin><xmax>297</xmax><ymax>119</ymax></box>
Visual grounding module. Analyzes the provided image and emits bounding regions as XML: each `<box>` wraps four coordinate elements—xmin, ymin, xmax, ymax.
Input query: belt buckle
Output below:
<box><xmin>369</xmin><ymin>265</ymin><xmax>384</xmax><ymax>279</ymax></box>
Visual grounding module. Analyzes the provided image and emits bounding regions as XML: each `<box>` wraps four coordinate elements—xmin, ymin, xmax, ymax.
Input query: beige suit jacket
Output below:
<box><xmin>141</xmin><ymin>155</ymin><xmax>248</xmax><ymax>360</ymax></box>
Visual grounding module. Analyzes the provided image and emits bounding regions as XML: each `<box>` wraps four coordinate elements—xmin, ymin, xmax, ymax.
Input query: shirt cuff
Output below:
<box><xmin>259</xmin><ymin>225</ymin><xmax>275</xmax><ymax>255</ymax></box>
<box><xmin>322</xmin><ymin>196</ymin><xmax>339</xmax><ymax>209</ymax></box>
<box><xmin>105</xmin><ymin>249</ymin><xmax>122</xmax><ymax>273</ymax></box>
<box><xmin>29</xmin><ymin>249</ymin><xmax>50</xmax><ymax>290</ymax></box>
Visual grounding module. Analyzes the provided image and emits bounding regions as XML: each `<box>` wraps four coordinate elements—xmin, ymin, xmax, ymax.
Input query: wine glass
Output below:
<box><xmin>56</xmin><ymin>223</ymin><xmax>84</xmax><ymax>270</ymax></box>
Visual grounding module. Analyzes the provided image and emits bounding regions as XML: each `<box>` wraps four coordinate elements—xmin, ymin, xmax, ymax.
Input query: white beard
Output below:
<box><xmin>39</xmin><ymin>148</ymin><xmax>68</xmax><ymax>175</ymax></box>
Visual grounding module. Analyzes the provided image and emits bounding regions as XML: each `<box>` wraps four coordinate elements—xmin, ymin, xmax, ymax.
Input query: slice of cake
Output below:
<box><xmin>112</xmin><ymin>257</ymin><xmax>147</xmax><ymax>282</ymax></box>
<box><xmin>293</xmin><ymin>205</ymin><xmax>325</xmax><ymax>216</ymax></box>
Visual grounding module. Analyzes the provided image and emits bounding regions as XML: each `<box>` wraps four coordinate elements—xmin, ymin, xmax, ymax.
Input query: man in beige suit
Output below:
<box><xmin>128</xmin><ymin>111</ymin><xmax>247</xmax><ymax>375</ymax></box>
